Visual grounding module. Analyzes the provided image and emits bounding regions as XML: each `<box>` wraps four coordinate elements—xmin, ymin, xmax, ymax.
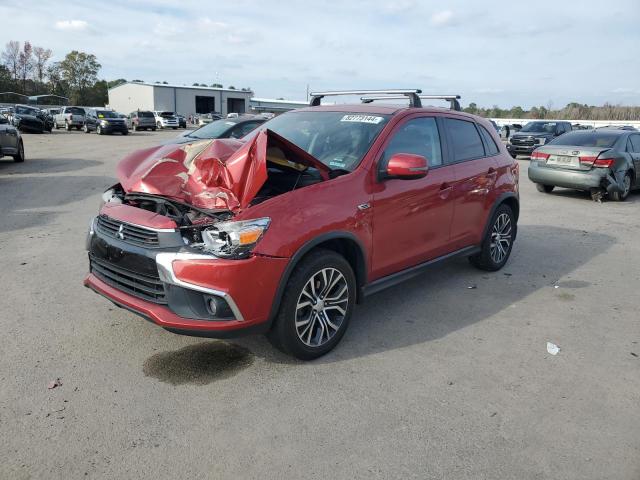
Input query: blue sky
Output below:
<box><xmin>2</xmin><ymin>0</ymin><xmax>639</xmax><ymax>108</ymax></box>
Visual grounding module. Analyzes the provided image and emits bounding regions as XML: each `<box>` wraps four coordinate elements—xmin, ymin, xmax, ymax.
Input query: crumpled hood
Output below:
<box><xmin>116</xmin><ymin>129</ymin><xmax>330</xmax><ymax>212</ymax></box>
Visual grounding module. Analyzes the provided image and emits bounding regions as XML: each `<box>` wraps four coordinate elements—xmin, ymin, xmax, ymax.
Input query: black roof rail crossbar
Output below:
<box><xmin>361</xmin><ymin>94</ymin><xmax>462</xmax><ymax>111</ymax></box>
<box><xmin>309</xmin><ymin>89</ymin><xmax>423</xmax><ymax>108</ymax></box>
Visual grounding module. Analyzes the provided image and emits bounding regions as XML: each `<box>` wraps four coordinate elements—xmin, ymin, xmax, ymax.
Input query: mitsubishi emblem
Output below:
<box><xmin>116</xmin><ymin>224</ymin><xmax>125</xmax><ymax>240</ymax></box>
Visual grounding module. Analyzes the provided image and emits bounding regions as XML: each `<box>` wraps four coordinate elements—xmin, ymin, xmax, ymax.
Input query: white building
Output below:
<box><xmin>249</xmin><ymin>97</ymin><xmax>308</xmax><ymax>114</ymax></box>
<box><xmin>108</xmin><ymin>82</ymin><xmax>253</xmax><ymax>117</ymax></box>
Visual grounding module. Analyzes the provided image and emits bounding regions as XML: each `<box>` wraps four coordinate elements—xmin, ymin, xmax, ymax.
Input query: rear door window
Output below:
<box><xmin>445</xmin><ymin>118</ymin><xmax>485</xmax><ymax>162</ymax></box>
<box><xmin>629</xmin><ymin>135</ymin><xmax>640</xmax><ymax>153</ymax></box>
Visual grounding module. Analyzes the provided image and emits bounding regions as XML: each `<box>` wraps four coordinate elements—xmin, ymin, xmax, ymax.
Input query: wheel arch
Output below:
<box><xmin>267</xmin><ymin>231</ymin><xmax>368</xmax><ymax>327</ymax></box>
<box><xmin>482</xmin><ymin>192</ymin><xmax>519</xmax><ymax>241</ymax></box>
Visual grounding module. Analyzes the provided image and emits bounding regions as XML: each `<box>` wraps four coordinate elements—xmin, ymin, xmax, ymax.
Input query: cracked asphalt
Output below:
<box><xmin>1</xmin><ymin>129</ymin><xmax>638</xmax><ymax>479</ymax></box>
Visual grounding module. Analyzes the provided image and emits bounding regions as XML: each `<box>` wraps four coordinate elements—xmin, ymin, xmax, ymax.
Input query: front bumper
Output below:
<box><xmin>85</xmin><ymin>217</ymin><xmax>288</xmax><ymax>336</ymax></box>
<box><xmin>528</xmin><ymin>162</ymin><xmax>608</xmax><ymax>190</ymax></box>
<box><xmin>507</xmin><ymin>142</ymin><xmax>537</xmax><ymax>155</ymax></box>
<box><xmin>101</xmin><ymin>124</ymin><xmax>128</xmax><ymax>133</ymax></box>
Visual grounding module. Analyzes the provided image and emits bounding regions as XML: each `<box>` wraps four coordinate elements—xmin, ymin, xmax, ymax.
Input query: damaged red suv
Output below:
<box><xmin>85</xmin><ymin>90</ymin><xmax>519</xmax><ymax>359</ymax></box>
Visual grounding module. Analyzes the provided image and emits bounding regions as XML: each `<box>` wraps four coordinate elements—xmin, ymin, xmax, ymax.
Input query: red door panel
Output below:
<box><xmin>370</xmin><ymin>166</ymin><xmax>455</xmax><ymax>279</ymax></box>
<box><xmin>450</xmin><ymin>157</ymin><xmax>497</xmax><ymax>249</ymax></box>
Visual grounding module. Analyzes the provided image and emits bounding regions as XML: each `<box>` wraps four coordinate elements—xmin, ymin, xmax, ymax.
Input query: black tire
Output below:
<box><xmin>13</xmin><ymin>140</ymin><xmax>24</xmax><ymax>163</ymax></box>
<box><xmin>156</xmin><ymin>121</ymin><xmax>162</xmax><ymax>129</ymax></box>
<box><xmin>132</xmin><ymin>124</ymin><xmax>138</xmax><ymax>132</ymax></box>
<box><xmin>96</xmin><ymin>125</ymin><xmax>103</xmax><ymax>135</ymax></box>
<box><xmin>536</xmin><ymin>183</ymin><xmax>554</xmax><ymax>193</ymax></box>
<box><xmin>172</xmin><ymin>127</ymin><xmax>177</xmax><ymax>130</ymax></box>
<box><xmin>509</xmin><ymin>152</ymin><xmax>517</xmax><ymax>159</ymax></box>
<box><xmin>76</xmin><ymin>126</ymin><xmax>81</xmax><ymax>130</ymax></box>
<box><xmin>152</xmin><ymin>127</ymin><xmax>157</xmax><ymax>132</ymax></box>
<box><xmin>267</xmin><ymin>249</ymin><xmax>356</xmax><ymax>360</ymax></box>
<box><xmin>469</xmin><ymin>203</ymin><xmax>516</xmax><ymax>272</ymax></box>
<box><xmin>609</xmin><ymin>172</ymin><xmax>632</xmax><ymax>202</ymax></box>
<box><xmin>65</xmin><ymin>122</ymin><xmax>71</xmax><ymax>131</ymax></box>
<box><xmin>54</xmin><ymin>121</ymin><xmax>59</xmax><ymax>129</ymax></box>
<box><xmin>122</xmin><ymin>129</ymin><xmax>128</xmax><ymax>136</ymax></box>
<box><xmin>83</xmin><ymin>124</ymin><xmax>90</xmax><ymax>133</ymax></box>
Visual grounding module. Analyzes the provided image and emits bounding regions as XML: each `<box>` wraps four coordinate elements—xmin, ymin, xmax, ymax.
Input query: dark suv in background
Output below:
<box><xmin>83</xmin><ymin>109</ymin><xmax>129</xmax><ymax>135</ymax></box>
<box><xmin>507</xmin><ymin>121</ymin><xmax>572</xmax><ymax>157</ymax></box>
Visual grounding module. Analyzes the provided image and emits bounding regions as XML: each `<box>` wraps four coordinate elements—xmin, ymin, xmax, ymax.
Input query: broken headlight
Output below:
<box><xmin>201</xmin><ymin>217</ymin><xmax>270</xmax><ymax>259</ymax></box>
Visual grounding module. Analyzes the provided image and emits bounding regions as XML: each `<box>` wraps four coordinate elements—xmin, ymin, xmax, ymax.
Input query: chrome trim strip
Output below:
<box><xmin>155</xmin><ymin>252</ymin><xmax>245</xmax><ymax>321</ymax></box>
<box><xmin>100</xmin><ymin>215</ymin><xmax>176</xmax><ymax>233</ymax></box>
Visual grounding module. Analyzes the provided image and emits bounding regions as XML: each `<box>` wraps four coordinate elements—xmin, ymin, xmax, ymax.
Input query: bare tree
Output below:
<box><xmin>33</xmin><ymin>46</ymin><xmax>52</xmax><ymax>85</ymax></box>
<box><xmin>17</xmin><ymin>41</ymin><xmax>33</xmax><ymax>93</ymax></box>
<box><xmin>1</xmin><ymin>40</ymin><xmax>20</xmax><ymax>81</ymax></box>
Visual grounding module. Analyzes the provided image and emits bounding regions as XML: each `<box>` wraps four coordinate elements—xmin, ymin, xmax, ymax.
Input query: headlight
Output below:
<box><xmin>99</xmin><ymin>187</ymin><xmax>123</xmax><ymax>210</ymax></box>
<box><xmin>100</xmin><ymin>120</ymin><xmax>109</xmax><ymax>126</ymax></box>
<box><xmin>201</xmin><ymin>217</ymin><xmax>270</xmax><ymax>258</ymax></box>
<box><xmin>536</xmin><ymin>137</ymin><xmax>546</xmax><ymax>145</ymax></box>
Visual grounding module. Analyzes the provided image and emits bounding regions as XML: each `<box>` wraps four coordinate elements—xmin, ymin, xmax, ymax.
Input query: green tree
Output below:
<box><xmin>509</xmin><ymin>106</ymin><xmax>524</xmax><ymax>118</ymax></box>
<box><xmin>227</xmin><ymin>85</ymin><xmax>236</xmax><ymax>90</ymax></box>
<box><xmin>464</xmin><ymin>102</ymin><xmax>478</xmax><ymax>114</ymax></box>
<box><xmin>107</xmin><ymin>78</ymin><xmax>127</xmax><ymax>89</ymax></box>
<box><xmin>210</xmin><ymin>83</ymin><xmax>223</xmax><ymax>88</ymax></box>
<box><xmin>59</xmin><ymin>50</ymin><xmax>101</xmax><ymax>105</ymax></box>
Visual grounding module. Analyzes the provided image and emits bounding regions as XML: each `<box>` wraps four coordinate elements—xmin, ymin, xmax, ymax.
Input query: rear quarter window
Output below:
<box><xmin>478</xmin><ymin>125</ymin><xmax>499</xmax><ymax>155</ymax></box>
<box><xmin>445</xmin><ymin>118</ymin><xmax>485</xmax><ymax>161</ymax></box>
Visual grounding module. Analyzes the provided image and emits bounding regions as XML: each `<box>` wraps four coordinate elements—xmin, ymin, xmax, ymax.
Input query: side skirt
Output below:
<box><xmin>362</xmin><ymin>245</ymin><xmax>480</xmax><ymax>297</ymax></box>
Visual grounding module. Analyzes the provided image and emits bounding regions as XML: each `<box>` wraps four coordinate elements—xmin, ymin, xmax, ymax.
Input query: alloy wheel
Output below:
<box><xmin>490</xmin><ymin>213</ymin><xmax>512</xmax><ymax>264</ymax></box>
<box><xmin>295</xmin><ymin>268</ymin><xmax>349</xmax><ymax>347</ymax></box>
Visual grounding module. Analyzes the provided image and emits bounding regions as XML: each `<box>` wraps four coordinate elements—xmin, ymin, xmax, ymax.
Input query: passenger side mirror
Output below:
<box><xmin>385</xmin><ymin>153</ymin><xmax>429</xmax><ymax>180</ymax></box>
<box><xmin>0</xmin><ymin>116</ymin><xmax>8</xmax><ymax>124</ymax></box>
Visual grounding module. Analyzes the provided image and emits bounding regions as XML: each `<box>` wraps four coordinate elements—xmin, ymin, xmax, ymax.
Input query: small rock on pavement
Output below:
<box><xmin>47</xmin><ymin>378</ymin><xmax>62</xmax><ymax>389</ymax></box>
<box><xmin>546</xmin><ymin>342</ymin><xmax>560</xmax><ymax>356</ymax></box>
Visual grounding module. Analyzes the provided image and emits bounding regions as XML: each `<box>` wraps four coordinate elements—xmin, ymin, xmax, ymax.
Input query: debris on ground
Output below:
<box><xmin>631</xmin><ymin>352</ymin><xmax>638</xmax><ymax>358</ymax></box>
<box><xmin>47</xmin><ymin>378</ymin><xmax>62</xmax><ymax>389</ymax></box>
<box><xmin>547</xmin><ymin>342</ymin><xmax>560</xmax><ymax>355</ymax></box>
<box><xmin>467</xmin><ymin>285</ymin><xmax>477</xmax><ymax>289</ymax></box>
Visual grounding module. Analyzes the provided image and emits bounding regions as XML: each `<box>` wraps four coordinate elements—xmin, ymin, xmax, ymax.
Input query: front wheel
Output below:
<box><xmin>65</xmin><ymin>122</ymin><xmax>71</xmax><ymax>131</ymax></box>
<box><xmin>536</xmin><ymin>183</ymin><xmax>554</xmax><ymax>193</ymax></box>
<box><xmin>96</xmin><ymin>125</ymin><xmax>103</xmax><ymax>135</ymax></box>
<box><xmin>83</xmin><ymin>124</ymin><xmax>90</xmax><ymax>133</ymax></box>
<box><xmin>122</xmin><ymin>129</ymin><xmax>128</xmax><ymax>135</ymax></box>
<box><xmin>469</xmin><ymin>204</ymin><xmax>516</xmax><ymax>271</ymax></box>
<box><xmin>609</xmin><ymin>172</ymin><xmax>632</xmax><ymax>202</ymax></box>
<box><xmin>151</xmin><ymin>127</ymin><xmax>157</xmax><ymax>131</ymax></box>
<box><xmin>157</xmin><ymin>121</ymin><xmax>162</xmax><ymax>129</ymax></box>
<box><xmin>268</xmin><ymin>249</ymin><xmax>356</xmax><ymax>360</ymax></box>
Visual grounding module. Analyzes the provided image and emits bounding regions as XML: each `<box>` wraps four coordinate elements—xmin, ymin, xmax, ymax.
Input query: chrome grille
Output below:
<box><xmin>96</xmin><ymin>215</ymin><xmax>161</xmax><ymax>247</ymax></box>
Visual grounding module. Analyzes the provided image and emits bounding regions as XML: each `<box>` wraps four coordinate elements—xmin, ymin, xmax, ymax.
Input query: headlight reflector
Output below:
<box><xmin>202</xmin><ymin>217</ymin><xmax>270</xmax><ymax>258</ymax></box>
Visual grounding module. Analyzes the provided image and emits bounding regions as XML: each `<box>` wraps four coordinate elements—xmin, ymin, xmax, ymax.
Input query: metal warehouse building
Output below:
<box><xmin>108</xmin><ymin>82</ymin><xmax>253</xmax><ymax>118</ymax></box>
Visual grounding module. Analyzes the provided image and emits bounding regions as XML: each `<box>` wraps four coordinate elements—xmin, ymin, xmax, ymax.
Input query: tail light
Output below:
<box><xmin>531</xmin><ymin>151</ymin><xmax>550</xmax><ymax>161</ymax></box>
<box><xmin>578</xmin><ymin>156</ymin><xmax>597</xmax><ymax>166</ymax></box>
<box><xmin>593</xmin><ymin>156</ymin><xmax>615</xmax><ymax>168</ymax></box>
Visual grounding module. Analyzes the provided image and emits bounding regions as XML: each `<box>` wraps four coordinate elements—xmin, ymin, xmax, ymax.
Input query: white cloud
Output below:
<box><xmin>430</xmin><ymin>10</ymin><xmax>455</xmax><ymax>27</ymax></box>
<box><xmin>54</xmin><ymin>19</ymin><xmax>88</xmax><ymax>31</ymax></box>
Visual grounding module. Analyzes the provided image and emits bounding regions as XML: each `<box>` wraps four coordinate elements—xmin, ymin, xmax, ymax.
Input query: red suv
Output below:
<box><xmin>85</xmin><ymin>90</ymin><xmax>519</xmax><ymax>359</ymax></box>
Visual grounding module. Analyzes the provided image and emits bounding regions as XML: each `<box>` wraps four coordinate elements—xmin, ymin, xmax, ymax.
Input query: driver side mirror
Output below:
<box><xmin>385</xmin><ymin>153</ymin><xmax>429</xmax><ymax>180</ymax></box>
<box><xmin>0</xmin><ymin>116</ymin><xmax>8</xmax><ymax>124</ymax></box>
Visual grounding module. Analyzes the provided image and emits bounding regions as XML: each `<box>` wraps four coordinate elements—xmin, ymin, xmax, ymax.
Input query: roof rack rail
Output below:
<box><xmin>361</xmin><ymin>94</ymin><xmax>462</xmax><ymax>111</ymax></box>
<box><xmin>309</xmin><ymin>89</ymin><xmax>423</xmax><ymax>108</ymax></box>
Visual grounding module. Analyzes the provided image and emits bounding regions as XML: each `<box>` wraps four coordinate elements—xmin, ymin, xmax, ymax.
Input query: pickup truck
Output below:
<box><xmin>54</xmin><ymin>106</ymin><xmax>86</xmax><ymax>131</ymax></box>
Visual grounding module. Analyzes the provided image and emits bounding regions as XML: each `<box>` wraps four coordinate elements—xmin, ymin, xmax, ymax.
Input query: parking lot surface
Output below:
<box><xmin>1</xmin><ymin>130</ymin><xmax>638</xmax><ymax>479</ymax></box>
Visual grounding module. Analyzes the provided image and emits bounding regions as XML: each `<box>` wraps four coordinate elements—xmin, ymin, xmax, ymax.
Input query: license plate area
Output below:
<box><xmin>547</xmin><ymin>155</ymin><xmax>580</xmax><ymax>168</ymax></box>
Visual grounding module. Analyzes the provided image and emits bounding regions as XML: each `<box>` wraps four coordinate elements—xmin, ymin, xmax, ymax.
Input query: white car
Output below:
<box><xmin>153</xmin><ymin>111</ymin><xmax>179</xmax><ymax>129</ymax></box>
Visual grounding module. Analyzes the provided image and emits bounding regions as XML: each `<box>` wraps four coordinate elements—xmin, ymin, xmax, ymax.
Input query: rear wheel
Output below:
<box><xmin>536</xmin><ymin>183</ymin><xmax>554</xmax><ymax>193</ymax></box>
<box><xmin>609</xmin><ymin>172</ymin><xmax>632</xmax><ymax>202</ymax></box>
<box><xmin>268</xmin><ymin>249</ymin><xmax>356</xmax><ymax>360</ymax></box>
<box><xmin>469</xmin><ymin>204</ymin><xmax>515</xmax><ymax>271</ymax></box>
<box><xmin>12</xmin><ymin>141</ymin><xmax>24</xmax><ymax>163</ymax></box>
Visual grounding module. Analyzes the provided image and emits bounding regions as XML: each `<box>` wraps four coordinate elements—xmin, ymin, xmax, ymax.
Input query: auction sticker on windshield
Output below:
<box><xmin>340</xmin><ymin>115</ymin><xmax>384</xmax><ymax>124</ymax></box>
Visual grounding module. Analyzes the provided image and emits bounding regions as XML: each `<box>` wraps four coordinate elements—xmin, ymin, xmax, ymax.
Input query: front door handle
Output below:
<box><xmin>439</xmin><ymin>182</ymin><xmax>452</xmax><ymax>199</ymax></box>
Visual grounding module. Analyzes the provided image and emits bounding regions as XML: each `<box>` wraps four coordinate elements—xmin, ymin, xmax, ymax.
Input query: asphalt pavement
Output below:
<box><xmin>1</xmin><ymin>129</ymin><xmax>638</xmax><ymax>479</ymax></box>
